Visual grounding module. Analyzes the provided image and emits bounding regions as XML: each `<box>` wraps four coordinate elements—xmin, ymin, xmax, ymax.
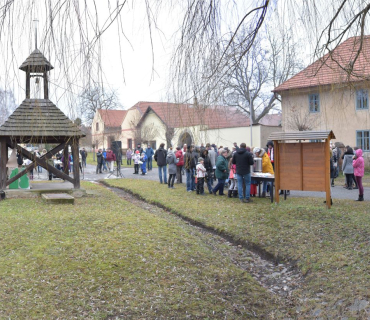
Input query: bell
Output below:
<box><xmin>6</xmin><ymin>148</ymin><xmax>18</xmax><ymax>168</ymax></box>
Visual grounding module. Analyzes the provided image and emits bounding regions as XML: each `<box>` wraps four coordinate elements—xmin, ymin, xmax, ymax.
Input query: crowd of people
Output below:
<box><xmin>125</xmin><ymin>141</ymin><xmax>277</xmax><ymax>203</ymax></box>
<box><xmin>124</xmin><ymin>141</ymin><xmax>366</xmax><ymax>202</ymax></box>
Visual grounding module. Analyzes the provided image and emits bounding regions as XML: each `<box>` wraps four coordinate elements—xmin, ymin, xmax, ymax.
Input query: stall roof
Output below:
<box><xmin>268</xmin><ymin>130</ymin><xmax>335</xmax><ymax>141</ymax></box>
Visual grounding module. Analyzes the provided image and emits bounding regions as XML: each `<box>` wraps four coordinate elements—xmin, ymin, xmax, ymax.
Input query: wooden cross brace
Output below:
<box><xmin>6</xmin><ymin>142</ymin><xmax>75</xmax><ymax>186</ymax></box>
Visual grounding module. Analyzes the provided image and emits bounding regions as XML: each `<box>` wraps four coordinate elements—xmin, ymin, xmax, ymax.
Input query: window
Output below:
<box><xmin>356</xmin><ymin>89</ymin><xmax>369</xmax><ymax>110</ymax></box>
<box><xmin>96</xmin><ymin>122</ymin><xmax>99</xmax><ymax>131</ymax></box>
<box><xmin>127</xmin><ymin>139</ymin><xmax>132</xmax><ymax>149</ymax></box>
<box><xmin>356</xmin><ymin>130</ymin><xmax>370</xmax><ymax>151</ymax></box>
<box><xmin>309</xmin><ymin>93</ymin><xmax>320</xmax><ymax>113</ymax></box>
<box><xmin>149</xmin><ymin>140</ymin><xmax>157</xmax><ymax>150</ymax></box>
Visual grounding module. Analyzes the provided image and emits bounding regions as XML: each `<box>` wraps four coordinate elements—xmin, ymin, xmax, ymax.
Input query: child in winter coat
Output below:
<box><xmin>196</xmin><ymin>157</ymin><xmax>207</xmax><ymax>195</ymax></box>
<box><xmin>133</xmin><ymin>150</ymin><xmax>140</xmax><ymax>174</ymax></box>
<box><xmin>228</xmin><ymin>158</ymin><xmax>238</xmax><ymax>198</ymax></box>
<box><xmin>140</xmin><ymin>153</ymin><xmax>147</xmax><ymax>175</ymax></box>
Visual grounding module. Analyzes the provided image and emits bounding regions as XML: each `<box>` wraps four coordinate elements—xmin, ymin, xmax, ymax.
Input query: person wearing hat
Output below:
<box><xmin>212</xmin><ymin>148</ymin><xmax>229</xmax><ymax>196</ymax></box>
<box><xmin>196</xmin><ymin>157</ymin><xmax>206</xmax><ymax>195</ymax></box>
<box><xmin>233</xmin><ymin>142</ymin><xmax>239</xmax><ymax>151</ymax></box>
<box><xmin>134</xmin><ymin>143</ymin><xmax>143</xmax><ymax>155</ymax></box>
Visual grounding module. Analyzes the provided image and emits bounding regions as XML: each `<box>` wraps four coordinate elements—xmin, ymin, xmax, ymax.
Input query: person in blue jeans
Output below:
<box><xmin>102</xmin><ymin>148</ymin><xmax>108</xmax><ymax>171</ymax></box>
<box><xmin>145</xmin><ymin>145</ymin><xmax>154</xmax><ymax>171</ymax></box>
<box><xmin>154</xmin><ymin>143</ymin><xmax>168</xmax><ymax>183</ymax></box>
<box><xmin>232</xmin><ymin>143</ymin><xmax>254</xmax><ymax>203</ymax></box>
<box><xmin>212</xmin><ymin>149</ymin><xmax>229</xmax><ymax>195</ymax></box>
<box><xmin>184</xmin><ymin>145</ymin><xmax>196</xmax><ymax>191</ymax></box>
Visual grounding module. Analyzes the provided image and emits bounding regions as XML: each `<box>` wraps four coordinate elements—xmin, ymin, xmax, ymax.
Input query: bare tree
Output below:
<box><xmin>77</xmin><ymin>86</ymin><xmax>122</xmax><ymax>125</ymax></box>
<box><xmin>0</xmin><ymin>88</ymin><xmax>17</xmax><ymax>125</ymax></box>
<box><xmin>129</xmin><ymin>112</ymin><xmax>142</xmax><ymax>146</ymax></box>
<box><xmin>141</xmin><ymin>123</ymin><xmax>159</xmax><ymax>146</ymax></box>
<box><xmin>222</xmin><ymin>26</ymin><xmax>302</xmax><ymax>124</ymax></box>
<box><xmin>285</xmin><ymin>106</ymin><xmax>319</xmax><ymax>131</ymax></box>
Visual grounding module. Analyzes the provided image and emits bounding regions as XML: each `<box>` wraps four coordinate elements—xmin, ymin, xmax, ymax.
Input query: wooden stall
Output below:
<box><xmin>268</xmin><ymin>131</ymin><xmax>336</xmax><ymax>209</ymax></box>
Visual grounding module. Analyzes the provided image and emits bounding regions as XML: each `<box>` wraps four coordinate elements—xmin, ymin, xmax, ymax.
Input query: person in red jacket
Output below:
<box><xmin>175</xmin><ymin>146</ymin><xmax>184</xmax><ymax>183</ymax></box>
<box><xmin>106</xmin><ymin>148</ymin><xmax>116</xmax><ymax>172</ymax></box>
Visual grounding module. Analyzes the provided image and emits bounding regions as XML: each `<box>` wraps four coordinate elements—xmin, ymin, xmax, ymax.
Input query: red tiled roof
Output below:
<box><xmin>98</xmin><ymin>109</ymin><xmax>127</xmax><ymax>127</ymax></box>
<box><xmin>135</xmin><ymin>102</ymin><xmax>281</xmax><ymax>129</ymax></box>
<box><xmin>274</xmin><ymin>36</ymin><xmax>370</xmax><ymax>93</ymax></box>
<box><xmin>259</xmin><ymin>113</ymin><xmax>282</xmax><ymax>126</ymax></box>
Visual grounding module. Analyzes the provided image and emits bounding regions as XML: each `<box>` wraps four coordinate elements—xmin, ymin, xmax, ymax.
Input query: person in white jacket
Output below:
<box><xmin>196</xmin><ymin>157</ymin><xmax>207</xmax><ymax>195</ymax></box>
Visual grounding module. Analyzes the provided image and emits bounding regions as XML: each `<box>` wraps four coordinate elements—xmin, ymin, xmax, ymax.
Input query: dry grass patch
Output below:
<box><xmin>105</xmin><ymin>178</ymin><xmax>370</xmax><ymax>318</ymax></box>
<box><xmin>0</xmin><ymin>181</ymin><xmax>282</xmax><ymax>319</ymax></box>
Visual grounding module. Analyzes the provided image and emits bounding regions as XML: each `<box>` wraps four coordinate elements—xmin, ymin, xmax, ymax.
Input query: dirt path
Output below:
<box><xmin>101</xmin><ymin>182</ymin><xmax>304</xmax><ymax>315</ymax></box>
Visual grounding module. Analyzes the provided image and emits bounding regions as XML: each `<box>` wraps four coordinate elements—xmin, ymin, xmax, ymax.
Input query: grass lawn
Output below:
<box><xmin>0</xmin><ymin>182</ymin><xmax>282</xmax><ymax>319</ymax></box>
<box><xmin>105</xmin><ymin>179</ymin><xmax>370</xmax><ymax>318</ymax></box>
<box><xmin>86</xmin><ymin>156</ymin><xmax>158</xmax><ymax>168</ymax></box>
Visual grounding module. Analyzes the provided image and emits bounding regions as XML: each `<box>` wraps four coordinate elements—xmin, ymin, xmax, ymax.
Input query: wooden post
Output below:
<box><xmin>26</xmin><ymin>70</ymin><xmax>30</xmax><ymax>99</ymax></box>
<box><xmin>43</xmin><ymin>71</ymin><xmax>48</xmax><ymax>99</ymax></box>
<box><xmin>71</xmin><ymin>140</ymin><xmax>80</xmax><ymax>189</ymax></box>
<box><xmin>63</xmin><ymin>145</ymin><xmax>69</xmax><ymax>176</ymax></box>
<box><xmin>274</xmin><ymin>140</ymin><xmax>280</xmax><ymax>204</ymax></box>
<box><xmin>300</xmin><ymin>141</ymin><xmax>304</xmax><ymax>191</ymax></box>
<box><xmin>325</xmin><ymin>138</ymin><xmax>331</xmax><ymax>209</ymax></box>
<box><xmin>0</xmin><ymin>137</ymin><xmax>7</xmax><ymax>189</ymax></box>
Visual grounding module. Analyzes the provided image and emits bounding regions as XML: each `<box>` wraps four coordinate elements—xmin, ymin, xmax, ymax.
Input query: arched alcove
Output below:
<box><xmin>178</xmin><ymin>130</ymin><xmax>193</xmax><ymax>147</ymax></box>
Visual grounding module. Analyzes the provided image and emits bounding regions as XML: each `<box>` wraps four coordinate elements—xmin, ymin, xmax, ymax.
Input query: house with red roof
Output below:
<box><xmin>92</xmin><ymin>109</ymin><xmax>127</xmax><ymax>148</ymax></box>
<box><xmin>91</xmin><ymin>101</ymin><xmax>281</xmax><ymax>150</ymax></box>
<box><xmin>274</xmin><ymin>36</ymin><xmax>370</xmax><ymax>153</ymax></box>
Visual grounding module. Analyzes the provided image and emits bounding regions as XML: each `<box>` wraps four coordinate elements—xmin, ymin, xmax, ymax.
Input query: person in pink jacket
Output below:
<box><xmin>353</xmin><ymin>149</ymin><xmax>365</xmax><ymax>201</ymax></box>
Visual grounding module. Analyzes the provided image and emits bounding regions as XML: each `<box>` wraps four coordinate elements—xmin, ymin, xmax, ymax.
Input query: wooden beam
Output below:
<box><xmin>16</xmin><ymin>145</ymin><xmax>74</xmax><ymax>184</ymax></box>
<box><xmin>71</xmin><ymin>140</ymin><xmax>80</xmax><ymax>189</ymax></box>
<box><xmin>325</xmin><ymin>138</ymin><xmax>331</xmax><ymax>209</ymax></box>
<box><xmin>40</xmin><ymin>142</ymin><xmax>66</xmax><ymax>160</ymax></box>
<box><xmin>63</xmin><ymin>146</ymin><xmax>69</xmax><ymax>176</ymax></box>
<box><xmin>274</xmin><ymin>140</ymin><xmax>280</xmax><ymax>204</ymax></box>
<box><xmin>0</xmin><ymin>137</ymin><xmax>7</xmax><ymax>189</ymax></box>
<box><xmin>6</xmin><ymin>163</ymin><xmax>35</xmax><ymax>186</ymax></box>
<box><xmin>300</xmin><ymin>142</ymin><xmax>304</xmax><ymax>191</ymax></box>
<box><xmin>7</xmin><ymin>140</ymin><xmax>66</xmax><ymax>162</ymax></box>
<box><xmin>26</xmin><ymin>70</ymin><xmax>30</xmax><ymax>99</ymax></box>
<box><xmin>43</xmin><ymin>71</ymin><xmax>49</xmax><ymax>99</ymax></box>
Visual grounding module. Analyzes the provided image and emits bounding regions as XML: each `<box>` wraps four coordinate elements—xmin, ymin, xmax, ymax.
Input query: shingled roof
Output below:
<box><xmin>274</xmin><ymin>36</ymin><xmax>370</xmax><ymax>93</ymax></box>
<box><xmin>19</xmin><ymin>49</ymin><xmax>54</xmax><ymax>72</ymax></box>
<box><xmin>0</xmin><ymin>99</ymin><xmax>84</xmax><ymax>141</ymax></box>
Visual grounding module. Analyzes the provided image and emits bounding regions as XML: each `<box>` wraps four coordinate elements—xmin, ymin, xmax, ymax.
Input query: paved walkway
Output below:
<box><xmin>30</xmin><ymin>164</ymin><xmax>368</xmax><ymax>201</ymax></box>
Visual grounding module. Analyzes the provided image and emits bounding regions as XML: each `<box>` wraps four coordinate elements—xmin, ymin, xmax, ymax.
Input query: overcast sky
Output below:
<box><xmin>0</xmin><ymin>1</ymin><xmax>181</xmax><ymax>118</ymax></box>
